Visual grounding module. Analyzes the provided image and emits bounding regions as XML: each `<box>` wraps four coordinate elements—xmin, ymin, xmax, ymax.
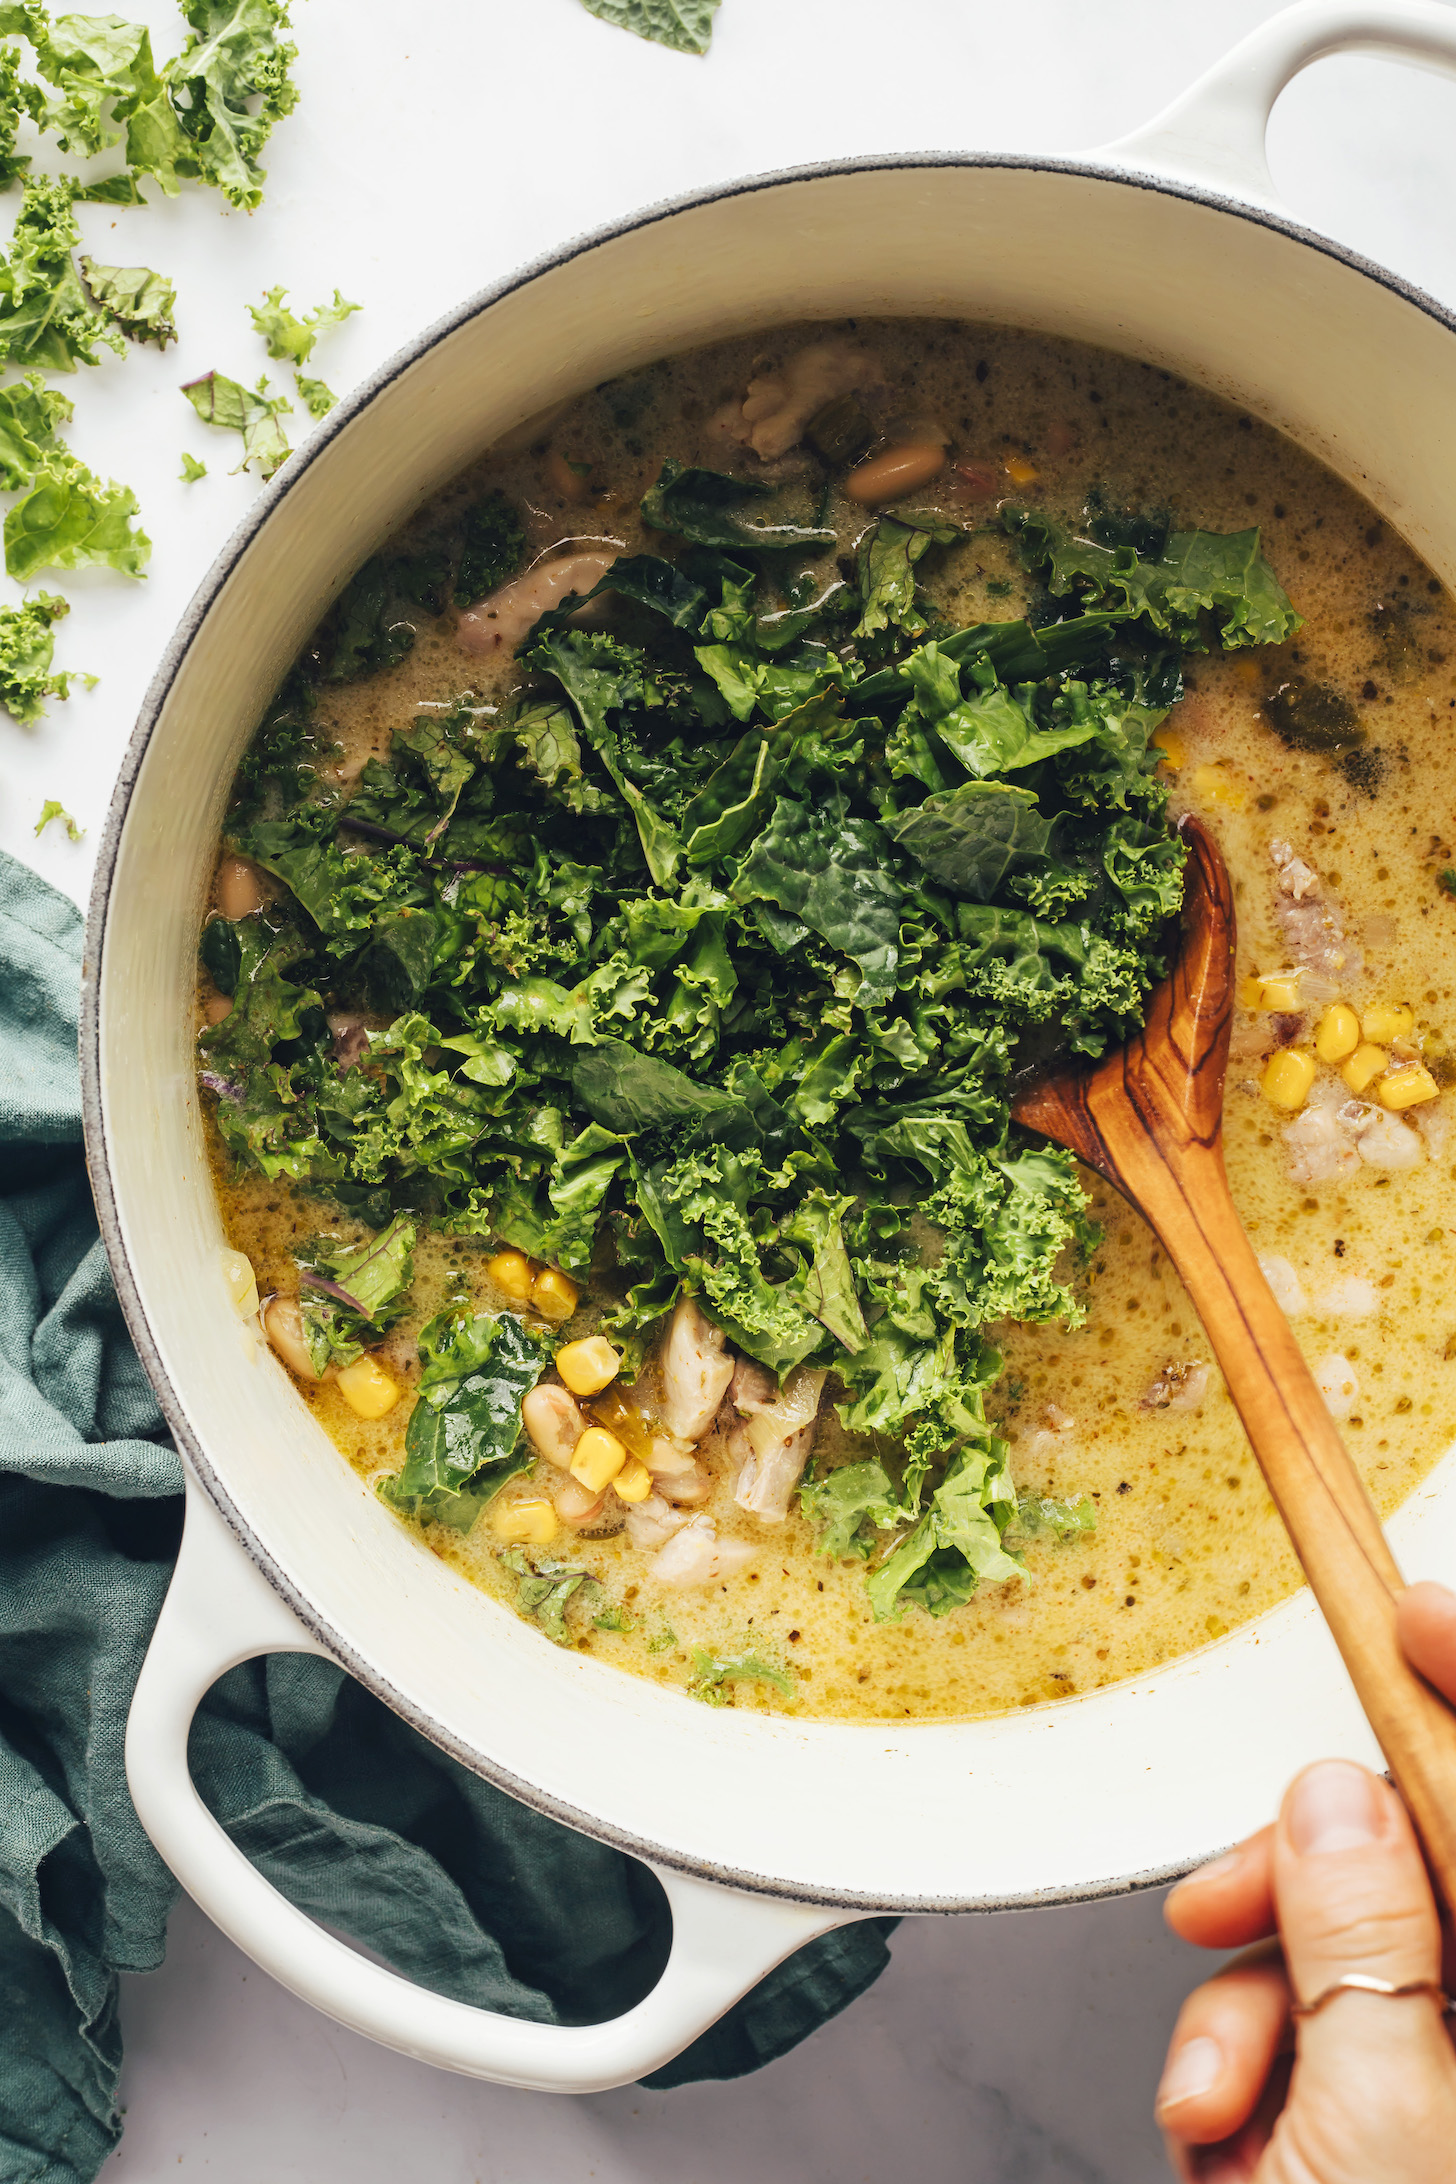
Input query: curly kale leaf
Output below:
<box><xmin>1005</xmin><ymin>503</ymin><xmax>1301</xmax><ymax>652</ymax></box>
<box><xmin>249</xmin><ymin>283</ymin><xmax>358</xmax><ymax>365</ymax></box>
<box><xmin>733</xmin><ymin>790</ymin><xmax>901</xmax><ymax>1006</ymax></box>
<box><xmin>890</xmin><ymin>781</ymin><xmax>1055</xmax><ymax>903</ymax></box>
<box><xmin>642</xmin><ymin>459</ymin><xmax>835</xmax><ymax>555</ymax></box>
<box><xmin>688</xmin><ymin>1647</ymin><xmax>794</xmax><ymax>1705</ymax></box>
<box><xmin>576</xmin><ymin>0</ymin><xmax>720</xmax><ymax>55</ymax></box>
<box><xmin>499</xmin><ymin>1549</ymin><xmax>593</xmax><ymax>1644</ymax></box>
<box><xmin>379</xmin><ymin>1307</ymin><xmax>548</xmax><ymax>1532</ymax></box>
<box><xmin>855</xmin><ymin>510</ymin><xmax>960</xmax><ymax>645</ymax></box>
<box><xmin>166</xmin><ymin>0</ymin><xmax>299</xmax><ymax>209</ymax></box>
<box><xmin>5</xmin><ymin>454</ymin><xmax>149</xmax><ymax>578</ymax></box>
<box><xmin>80</xmin><ymin>257</ymin><xmax>176</xmax><ymax>346</ymax></box>
<box><xmin>181</xmin><ymin>369</ymin><xmax>291</xmax><ymax>478</ymax></box>
<box><xmin>295</xmin><ymin>1212</ymin><xmax>416</xmax><ymax>1374</ymax></box>
<box><xmin>799</xmin><ymin>1460</ymin><xmax>903</xmax><ymax>1560</ymax></box>
<box><xmin>0</xmin><ymin>589</ymin><xmax>84</xmax><ymax>720</ymax></box>
<box><xmin>865</xmin><ymin>1440</ymin><xmax>1023</xmax><ymax>1620</ymax></box>
<box><xmin>0</xmin><ymin>177</ymin><xmax>125</xmax><ymax>370</ymax></box>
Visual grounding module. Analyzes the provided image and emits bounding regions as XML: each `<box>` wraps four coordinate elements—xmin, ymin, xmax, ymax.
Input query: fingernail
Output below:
<box><xmin>1156</xmin><ymin>2033</ymin><xmax>1224</xmax><ymax>2113</ymax></box>
<box><xmin>1182</xmin><ymin>1848</ymin><xmax>1243</xmax><ymax>1886</ymax></box>
<box><xmin>1288</xmin><ymin>1760</ymin><xmax>1384</xmax><ymax>1856</ymax></box>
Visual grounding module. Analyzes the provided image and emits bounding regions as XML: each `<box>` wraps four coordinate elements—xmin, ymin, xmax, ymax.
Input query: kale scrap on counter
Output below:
<box><xmin>199</xmin><ymin>478</ymin><xmax>1299</xmax><ymax>1620</ymax></box>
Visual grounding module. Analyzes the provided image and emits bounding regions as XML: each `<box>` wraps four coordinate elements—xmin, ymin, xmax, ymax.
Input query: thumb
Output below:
<box><xmin>1271</xmin><ymin>1760</ymin><xmax>1452</xmax><ymax>2163</ymax></box>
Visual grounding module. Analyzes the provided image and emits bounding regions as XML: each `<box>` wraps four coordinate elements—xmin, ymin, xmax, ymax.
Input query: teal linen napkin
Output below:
<box><xmin>0</xmin><ymin>847</ymin><xmax>894</xmax><ymax>2184</ymax></box>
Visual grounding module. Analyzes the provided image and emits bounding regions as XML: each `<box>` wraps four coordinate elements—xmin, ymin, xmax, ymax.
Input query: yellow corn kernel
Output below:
<box><xmin>1314</xmin><ymin>1002</ymin><xmax>1360</xmax><ymax>1063</ymax></box>
<box><xmin>1362</xmin><ymin>1001</ymin><xmax>1415</xmax><ymax>1045</ymax></box>
<box><xmin>494</xmin><ymin>1497</ymin><xmax>558</xmax><ymax>1545</ymax></box>
<box><xmin>1237</xmin><ymin>974</ymin><xmax>1262</xmax><ymax>1009</ymax></box>
<box><xmin>585</xmin><ymin>1383</ymin><xmax>654</xmax><ymax>1461</ymax></box>
<box><xmin>1191</xmin><ymin>763</ymin><xmax>1246</xmax><ymax>811</ymax></box>
<box><xmin>1378</xmin><ymin>1065</ymin><xmax>1440</xmax><ymax>1110</ymax></box>
<box><xmin>530</xmin><ymin>1266</ymin><xmax>579</xmax><ymax>1322</ymax></box>
<box><xmin>1149</xmin><ymin>725</ymin><xmax>1185</xmax><ymax>771</ymax></box>
<box><xmin>612</xmin><ymin>1456</ymin><xmax>653</xmax><ymax>1503</ymax></box>
<box><xmin>570</xmin><ymin>1426</ymin><xmax>627</xmax><ymax>1492</ymax></box>
<box><xmin>1004</xmin><ymin>456</ymin><xmax>1039</xmax><ymax>486</ymax></box>
<box><xmin>336</xmin><ymin>1354</ymin><xmax>400</xmax><ymax>1420</ymax></box>
<box><xmin>1251</xmin><ymin>972</ymin><xmax>1303</xmax><ymax>1013</ymax></box>
<box><xmin>1261</xmin><ymin>1048</ymin><xmax>1316</xmax><ymax>1110</ymax></box>
<box><xmin>1341</xmin><ymin>1042</ymin><xmax>1389</xmax><ymax>1096</ymax></box>
<box><xmin>486</xmin><ymin>1249</ymin><xmax>535</xmax><ymax>1306</ymax></box>
<box><xmin>555</xmin><ymin>1335</ymin><xmax>621</xmax><ymax>1397</ymax></box>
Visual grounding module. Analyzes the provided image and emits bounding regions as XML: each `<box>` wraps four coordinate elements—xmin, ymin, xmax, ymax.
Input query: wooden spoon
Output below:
<box><xmin>1012</xmin><ymin>813</ymin><xmax>1456</xmax><ymax>1898</ymax></box>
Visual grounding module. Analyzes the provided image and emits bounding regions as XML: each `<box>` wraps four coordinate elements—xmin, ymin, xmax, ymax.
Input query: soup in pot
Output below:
<box><xmin>199</xmin><ymin>320</ymin><xmax>1456</xmax><ymax>1719</ymax></box>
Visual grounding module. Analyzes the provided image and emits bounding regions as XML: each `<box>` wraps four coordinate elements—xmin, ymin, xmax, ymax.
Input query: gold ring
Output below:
<box><xmin>1292</xmin><ymin>1975</ymin><xmax>1453</xmax><ymax>2019</ymax></box>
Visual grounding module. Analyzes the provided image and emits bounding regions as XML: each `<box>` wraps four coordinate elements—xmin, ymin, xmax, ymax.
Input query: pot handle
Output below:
<box><xmin>1099</xmin><ymin>0</ymin><xmax>1456</xmax><ymax>206</ymax></box>
<box><xmin>125</xmin><ymin>1473</ymin><xmax>856</xmax><ymax>2092</ymax></box>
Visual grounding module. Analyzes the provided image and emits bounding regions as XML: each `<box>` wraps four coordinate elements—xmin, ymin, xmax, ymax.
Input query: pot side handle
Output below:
<box><xmin>1098</xmin><ymin>0</ymin><xmax>1456</xmax><ymax>206</ymax></box>
<box><xmin>125</xmin><ymin>1472</ymin><xmax>856</xmax><ymax>2093</ymax></box>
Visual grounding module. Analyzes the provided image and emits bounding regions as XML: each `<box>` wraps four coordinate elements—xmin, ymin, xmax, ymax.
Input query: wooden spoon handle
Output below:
<box><xmin>1113</xmin><ymin>1126</ymin><xmax>1456</xmax><ymax>1904</ymax></box>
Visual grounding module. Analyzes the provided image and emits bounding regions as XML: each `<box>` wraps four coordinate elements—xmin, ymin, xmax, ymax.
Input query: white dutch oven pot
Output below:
<box><xmin>87</xmin><ymin>0</ymin><xmax>1456</xmax><ymax>2092</ymax></box>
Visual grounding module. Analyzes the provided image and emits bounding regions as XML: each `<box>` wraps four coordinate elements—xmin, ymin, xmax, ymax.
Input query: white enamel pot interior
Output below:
<box><xmin>89</xmin><ymin>0</ymin><xmax>1456</xmax><ymax>2093</ymax></box>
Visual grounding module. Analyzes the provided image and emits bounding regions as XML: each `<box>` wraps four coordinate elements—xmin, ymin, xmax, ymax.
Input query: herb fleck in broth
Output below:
<box><xmin>203</xmin><ymin>319</ymin><xmax>1456</xmax><ymax>1721</ymax></box>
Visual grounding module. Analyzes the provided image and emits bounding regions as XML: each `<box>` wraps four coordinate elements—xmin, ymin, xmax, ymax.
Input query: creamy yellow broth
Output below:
<box><xmin>206</xmin><ymin>320</ymin><xmax>1456</xmax><ymax>1720</ymax></box>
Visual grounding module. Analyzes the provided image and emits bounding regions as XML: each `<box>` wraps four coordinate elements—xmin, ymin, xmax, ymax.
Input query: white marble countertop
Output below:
<box><xmin>16</xmin><ymin>0</ymin><xmax>1445</xmax><ymax>2171</ymax></box>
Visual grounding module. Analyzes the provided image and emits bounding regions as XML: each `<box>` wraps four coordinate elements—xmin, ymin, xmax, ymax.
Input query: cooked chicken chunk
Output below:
<box><xmin>660</xmin><ymin>1297</ymin><xmax>735</xmax><ymax>1441</ymax></box>
<box><xmin>733</xmin><ymin>1367</ymin><xmax>826</xmax><ymax>1523</ymax></box>
<box><xmin>649</xmin><ymin>1517</ymin><xmax>755</xmax><ymax>1587</ymax></box>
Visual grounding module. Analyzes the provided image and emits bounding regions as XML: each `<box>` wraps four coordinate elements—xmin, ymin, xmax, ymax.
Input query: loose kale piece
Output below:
<box><xmin>293</xmin><ymin>373</ymin><xmax>336</xmax><ymax>419</ymax></box>
<box><xmin>5</xmin><ymin>457</ymin><xmax>149</xmax><ymax>578</ymax></box>
<box><xmin>80</xmin><ymin>257</ymin><xmax>177</xmax><ymax>346</ymax></box>
<box><xmin>181</xmin><ymin>369</ymin><xmax>291</xmax><ymax>477</ymax></box>
<box><xmin>207</xmin><ymin>465</ymin><xmax>1302</xmax><ymax>1619</ymax></box>
<box><xmin>0</xmin><ymin>372</ymin><xmax>70</xmax><ymax>488</ymax></box>
<box><xmin>0</xmin><ymin>591</ymin><xmax>84</xmax><ymax>719</ymax></box>
<box><xmin>165</xmin><ymin>0</ymin><xmax>299</xmax><ymax>210</ymax></box>
<box><xmin>0</xmin><ymin>39</ymin><xmax>33</xmax><ymax>182</ymax></box>
<box><xmin>249</xmin><ymin>283</ymin><xmax>358</xmax><ymax>365</ymax></box>
<box><xmin>378</xmin><ymin>1307</ymin><xmax>549</xmax><ymax>1532</ymax></box>
<box><xmin>179</xmin><ymin>451</ymin><xmax>206</xmax><ymax>481</ymax></box>
<box><xmin>688</xmin><ymin>1647</ymin><xmax>795</xmax><ymax>1705</ymax></box>
<box><xmin>34</xmin><ymin>794</ymin><xmax>81</xmax><ymax>838</ymax></box>
<box><xmin>0</xmin><ymin>177</ymin><xmax>125</xmax><ymax>370</ymax></box>
<box><xmin>576</xmin><ymin>0</ymin><xmax>720</xmax><ymax>55</ymax></box>
<box><xmin>499</xmin><ymin>1549</ymin><xmax>593</xmax><ymax>1645</ymax></box>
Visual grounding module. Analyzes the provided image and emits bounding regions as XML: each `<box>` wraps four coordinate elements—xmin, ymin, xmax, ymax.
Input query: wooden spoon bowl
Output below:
<box><xmin>1013</xmin><ymin>814</ymin><xmax>1456</xmax><ymax>1900</ymax></box>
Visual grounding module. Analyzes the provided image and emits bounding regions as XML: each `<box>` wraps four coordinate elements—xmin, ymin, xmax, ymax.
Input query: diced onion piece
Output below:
<box><xmin>219</xmin><ymin>1246</ymin><xmax>259</xmax><ymax>1318</ymax></box>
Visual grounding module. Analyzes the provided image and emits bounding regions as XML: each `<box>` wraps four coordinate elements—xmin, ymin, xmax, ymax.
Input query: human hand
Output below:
<box><xmin>1154</xmin><ymin>1581</ymin><xmax>1456</xmax><ymax>2181</ymax></box>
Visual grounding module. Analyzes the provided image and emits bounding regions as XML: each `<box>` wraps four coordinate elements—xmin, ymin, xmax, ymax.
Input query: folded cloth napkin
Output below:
<box><xmin>0</xmin><ymin>847</ymin><xmax>895</xmax><ymax>2184</ymax></box>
